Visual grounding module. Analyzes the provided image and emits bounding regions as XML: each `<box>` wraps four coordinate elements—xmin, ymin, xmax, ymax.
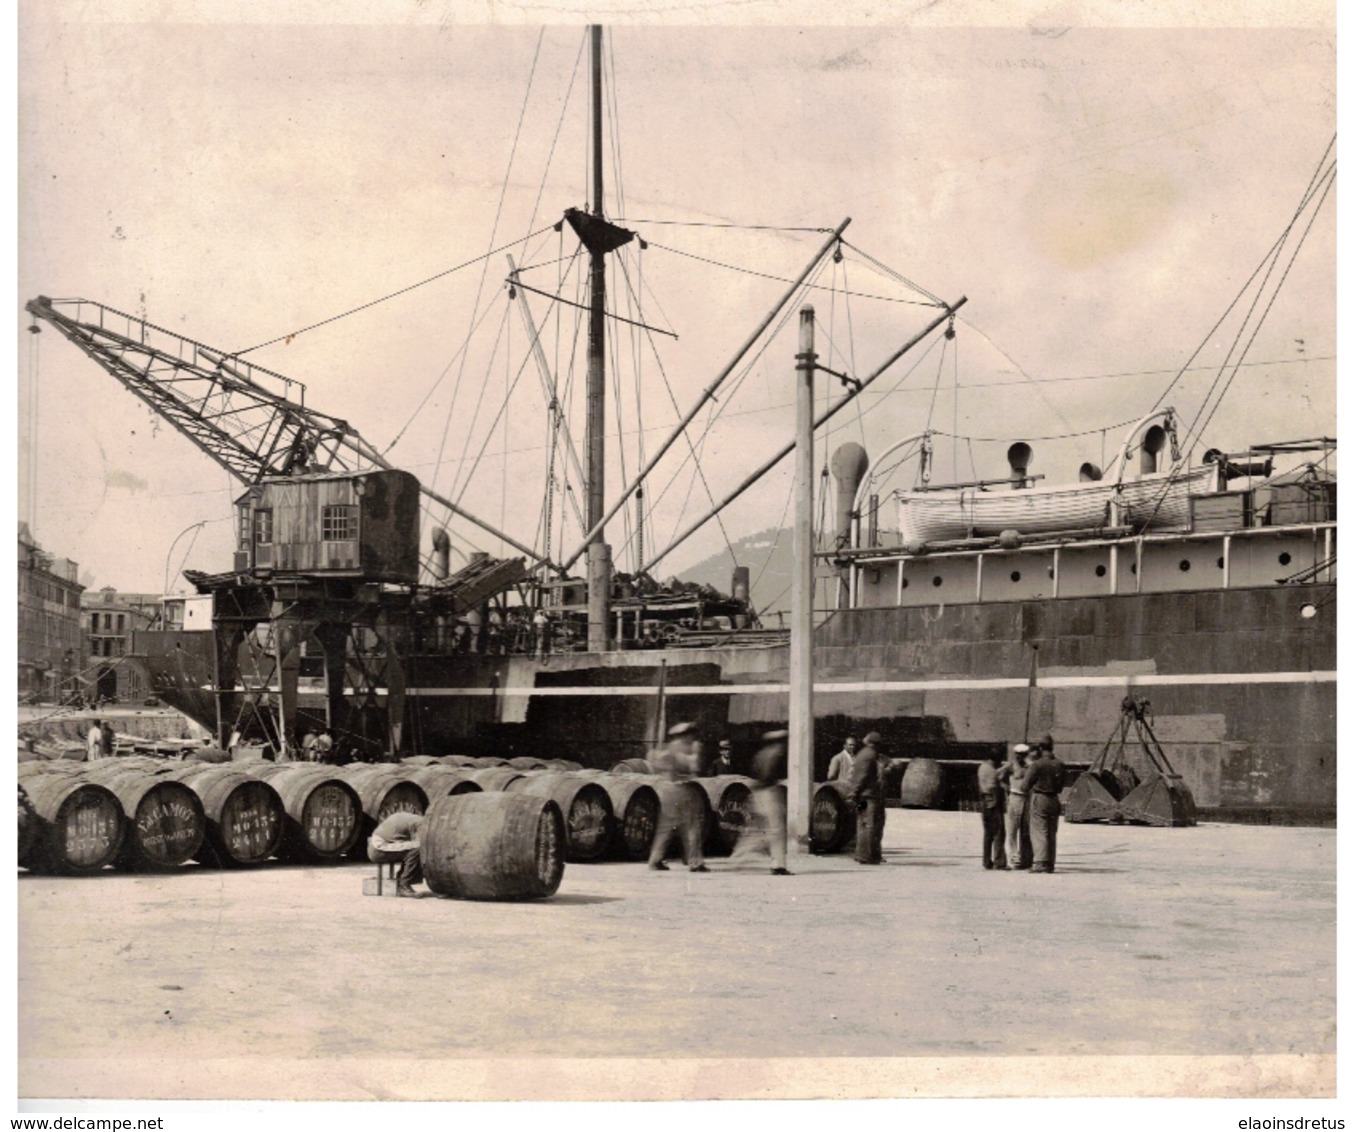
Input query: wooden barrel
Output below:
<box><xmin>547</xmin><ymin>759</ymin><xmax>583</xmax><ymax>772</ymax></box>
<box><xmin>468</xmin><ymin>757</ymin><xmax>511</xmax><ymax>768</ymax></box>
<box><xmin>400</xmin><ymin>766</ymin><xmax>484</xmax><ymax>799</ymax></box>
<box><xmin>508</xmin><ymin>757</ymin><xmax>550</xmax><ymax>770</ymax></box>
<box><xmin>602</xmin><ymin>777</ymin><xmax>660</xmax><ymax>861</ymax></box>
<box><xmin>20</xmin><ymin>775</ymin><xmax>125</xmax><ymax>875</ymax></box>
<box><xmin>611</xmin><ymin>758</ymin><xmax>652</xmax><ymax>774</ymax></box>
<box><xmin>464</xmin><ymin>767</ymin><xmax>525</xmax><ymax>792</ymax></box>
<box><xmin>81</xmin><ymin>762</ymin><xmax>206</xmax><ymax>869</ymax></box>
<box><xmin>695</xmin><ymin>775</ymin><xmax>755</xmax><ymax>856</ymax></box>
<box><xmin>165</xmin><ymin>765</ymin><xmax>285</xmax><ymax>867</ymax></box>
<box><xmin>811</xmin><ymin>780</ymin><xmax>857</xmax><ymax>854</ymax></box>
<box><xmin>248</xmin><ymin>765</ymin><xmax>363</xmax><ymax>862</ymax></box>
<box><xmin>436</xmin><ymin>755</ymin><xmax>479</xmax><ymax>767</ymax></box>
<box><xmin>18</xmin><ymin>784</ymin><xmax>40</xmax><ymax>868</ymax></box>
<box><xmin>420</xmin><ymin>793</ymin><xmax>565</xmax><ymax>900</ymax></box>
<box><xmin>899</xmin><ymin>758</ymin><xmax>947</xmax><ymax>808</ymax></box>
<box><xmin>505</xmin><ymin>774</ymin><xmax>613</xmax><ymax>862</ymax></box>
<box><xmin>351</xmin><ymin>772</ymin><xmax>429</xmax><ymax>824</ymax></box>
<box><xmin>400</xmin><ymin>755</ymin><xmax>441</xmax><ymax>767</ymax></box>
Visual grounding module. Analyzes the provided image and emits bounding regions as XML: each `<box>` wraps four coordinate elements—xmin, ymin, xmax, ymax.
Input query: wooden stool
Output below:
<box><xmin>363</xmin><ymin>846</ymin><xmax>402</xmax><ymax>897</ymax></box>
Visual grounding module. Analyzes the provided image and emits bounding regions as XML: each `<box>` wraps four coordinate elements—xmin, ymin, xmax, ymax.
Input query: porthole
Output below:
<box><xmin>1095</xmin><ymin>564</ymin><xmax>1107</xmax><ymax>578</ymax></box>
<box><xmin>1010</xmin><ymin>571</ymin><xmax>1022</xmax><ymax>583</ymax></box>
<box><xmin>1279</xmin><ymin>552</ymin><xmax>1292</xmax><ymax>566</ymax></box>
<box><xmin>1179</xmin><ymin>560</ymin><xmax>1191</xmax><ymax>572</ymax></box>
<box><xmin>932</xmin><ymin>576</ymin><xmax>943</xmax><ymax>587</ymax></box>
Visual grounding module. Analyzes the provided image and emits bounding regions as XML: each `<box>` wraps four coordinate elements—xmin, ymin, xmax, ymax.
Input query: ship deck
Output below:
<box><xmin>17</xmin><ymin>810</ymin><xmax>1335</xmax><ymax>1102</ymax></box>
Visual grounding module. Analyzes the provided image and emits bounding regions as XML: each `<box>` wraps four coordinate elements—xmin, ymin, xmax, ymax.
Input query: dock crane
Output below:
<box><xmin>26</xmin><ymin>295</ymin><xmax>534</xmax><ymax>757</ymax></box>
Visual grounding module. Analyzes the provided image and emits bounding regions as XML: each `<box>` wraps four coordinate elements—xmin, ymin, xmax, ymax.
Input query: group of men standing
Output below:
<box><xmin>85</xmin><ymin>719</ymin><xmax>115</xmax><ymax>760</ymax></box>
<box><xmin>978</xmin><ymin>735</ymin><xmax>1068</xmax><ymax>873</ymax></box>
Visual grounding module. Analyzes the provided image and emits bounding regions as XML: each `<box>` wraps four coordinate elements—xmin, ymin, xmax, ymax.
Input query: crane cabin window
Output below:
<box><xmin>322</xmin><ymin>505</ymin><xmax>358</xmax><ymax>543</ymax></box>
<box><xmin>254</xmin><ymin>509</ymin><xmax>274</xmax><ymax>546</ymax></box>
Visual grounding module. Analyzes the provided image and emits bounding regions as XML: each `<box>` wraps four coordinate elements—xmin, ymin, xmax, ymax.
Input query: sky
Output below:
<box><xmin>15</xmin><ymin>2</ymin><xmax>1337</xmax><ymax>596</ymax></box>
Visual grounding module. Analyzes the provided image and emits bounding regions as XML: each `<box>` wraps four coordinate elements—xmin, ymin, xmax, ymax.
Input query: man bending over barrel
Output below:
<box><xmin>369</xmin><ymin>811</ymin><xmax>427</xmax><ymax>897</ymax></box>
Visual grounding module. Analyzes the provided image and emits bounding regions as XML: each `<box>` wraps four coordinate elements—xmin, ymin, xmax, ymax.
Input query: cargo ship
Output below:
<box><xmin>27</xmin><ymin>29</ymin><xmax>1336</xmax><ymax>822</ymax></box>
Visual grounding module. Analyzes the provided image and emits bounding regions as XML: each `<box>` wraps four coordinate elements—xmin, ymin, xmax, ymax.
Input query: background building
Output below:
<box><xmin>17</xmin><ymin>523</ymin><xmax>85</xmax><ymax>703</ymax></box>
<box><xmin>83</xmin><ymin>587</ymin><xmax>161</xmax><ymax>703</ymax></box>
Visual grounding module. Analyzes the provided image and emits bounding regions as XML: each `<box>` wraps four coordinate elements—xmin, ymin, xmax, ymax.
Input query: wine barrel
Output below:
<box><xmin>436</xmin><ymin>755</ymin><xmax>479</xmax><ymax>767</ymax></box>
<box><xmin>81</xmin><ymin>762</ymin><xmax>206</xmax><ymax>869</ymax></box>
<box><xmin>602</xmin><ymin>777</ymin><xmax>660</xmax><ymax>861</ymax></box>
<box><xmin>611</xmin><ymin>758</ymin><xmax>652</xmax><ymax>774</ymax></box>
<box><xmin>18</xmin><ymin>784</ymin><xmax>40</xmax><ymax>867</ymax></box>
<box><xmin>695</xmin><ymin>775</ymin><xmax>755</xmax><ymax>856</ymax></box>
<box><xmin>468</xmin><ymin>757</ymin><xmax>511</xmax><ymax>768</ymax></box>
<box><xmin>400</xmin><ymin>766</ymin><xmax>484</xmax><ymax>799</ymax></box>
<box><xmin>164</xmin><ymin>765</ymin><xmax>285</xmax><ymax>867</ymax></box>
<box><xmin>247</xmin><ymin>765</ymin><xmax>363</xmax><ymax>862</ymax></box>
<box><xmin>352</xmin><ymin>772</ymin><xmax>429</xmax><ymax>824</ymax></box>
<box><xmin>508</xmin><ymin>757</ymin><xmax>550</xmax><ymax>771</ymax></box>
<box><xmin>811</xmin><ymin>781</ymin><xmax>857</xmax><ymax>854</ymax></box>
<box><xmin>547</xmin><ymin>759</ymin><xmax>583</xmax><ymax>772</ymax></box>
<box><xmin>420</xmin><ymin>793</ymin><xmax>565</xmax><ymax>900</ymax></box>
<box><xmin>899</xmin><ymin>758</ymin><xmax>947</xmax><ymax>809</ymax></box>
<box><xmin>400</xmin><ymin>755</ymin><xmax>441</xmax><ymax>767</ymax></box>
<box><xmin>21</xmin><ymin>775</ymin><xmax>124</xmax><ymax>875</ymax></box>
<box><xmin>505</xmin><ymin>774</ymin><xmax>613</xmax><ymax>862</ymax></box>
<box><xmin>463</xmin><ymin>767</ymin><xmax>525</xmax><ymax>792</ymax></box>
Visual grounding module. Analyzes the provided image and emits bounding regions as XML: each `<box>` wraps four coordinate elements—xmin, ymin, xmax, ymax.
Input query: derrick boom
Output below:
<box><xmin>25</xmin><ymin>295</ymin><xmax>386</xmax><ymax>483</ymax></box>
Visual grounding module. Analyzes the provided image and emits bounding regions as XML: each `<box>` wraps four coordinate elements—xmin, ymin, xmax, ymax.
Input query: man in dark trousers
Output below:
<box><xmin>369</xmin><ymin>811</ymin><xmax>426</xmax><ymax>897</ymax></box>
<box><xmin>647</xmin><ymin>722</ymin><xmax>709</xmax><ymax>873</ymax></box>
<box><xmin>745</xmin><ymin>730</ymin><xmax>792</xmax><ymax>875</ymax></box>
<box><xmin>1026</xmin><ymin>734</ymin><xmax>1068</xmax><ymax>873</ymax></box>
<box><xmin>847</xmin><ymin>731</ymin><xmax>887</xmax><ymax>865</ymax></box>
<box><xmin>977</xmin><ymin>750</ymin><xmax>1007</xmax><ymax>869</ymax></box>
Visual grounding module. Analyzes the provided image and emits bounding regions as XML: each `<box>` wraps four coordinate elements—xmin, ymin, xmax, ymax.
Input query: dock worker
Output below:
<box><xmin>99</xmin><ymin>720</ymin><xmax>116</xmax><ymax>760</ymax></box>
<box><xmin>1003</xmin><ymin>743</ymin><xmax>1034</xmax><ymax>870</ymax></box>
<box><xmin>1026</xmin><ymin>734</ymin><xmax>1068</xmax><ymax>873</ymax></box>
<box><xmin>87</xmin><ymin>719</ymin><xmax>103</xmax><ymax>761</ymax></box>
<box><xmin>744</xmin><ymin>730</ymin><xmax>792</xmax><ymax>876</ymax></box>
<box><xmin>826</xmin><ymin>735</ymin><xmax>858</xmax><ymax>782</ymax></box>
<box><xmin>977</xmin><ymin>750</ymin><xmax>1007</xmax><ymax>869</ymax></box>
<box><xmin>711</xmin><ymin>738</ymin><xmax>734</xmax><ymax>776</ymax></box>
<box><xmin>647</xmin><ymin>722</ymin><xmax>709</xmax><ymax>873</ymax></box>
<box><xmin>847</xmin><ymin>731</ymin><xmax>887</xmax><ymax>865</ymax></box>
<box><xmin>313</xmin><ymin>728</ymin><xmax>334</xmax><ymax>764</ymax></box>
<box><xmin>368</xmin><ymin>811</ymin><xmax>426</xmax><ymax>898</ymax></box>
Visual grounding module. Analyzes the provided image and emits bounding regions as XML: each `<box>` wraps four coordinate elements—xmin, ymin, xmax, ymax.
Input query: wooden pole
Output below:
<box><xmin>788</xmin><ymin>305</ymin><xmax>816</xmax><ymax>852</ymax></box>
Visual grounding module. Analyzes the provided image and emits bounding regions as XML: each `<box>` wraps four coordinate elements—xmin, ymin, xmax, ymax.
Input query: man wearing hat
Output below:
<box><xmin>647</xmin><ymin>722</ymin><xmax>709</xmax><ymax>873</ymax></box>
<box><xmin>1025</xmin><ymin>734</ymin><xmax>1067</xmax><ymax>873</ymax></box>
<box><xmin>976</xmin><ymin>749</ymin><xmax>1007</xmax><ymax>869</ymax></box>
<box><xmin>1002</xmin><ymin>742</ymin><xmax>1034</xmax><ymax>870</ymax></box>
<box><xmin>711</xmin><ymin>738</ymin><xmax>734</xmax><ymax>776</ymax></box>
<box><xmin>846</xmin><ymin>731</ymin><xmax>887</xmax><ymax>865</ymax></box>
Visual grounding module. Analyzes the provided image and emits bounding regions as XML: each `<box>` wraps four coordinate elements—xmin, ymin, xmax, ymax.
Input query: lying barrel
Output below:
<box><xmin>81</xmin><ymin>762</ymin><xmax>206</xmax><ymax>869</ymax></box>
<box><xmin>696</xmin><ymin>775</ymin><xmax>755</xmax><ymax>856</ymax></box>
<box><xmin>401</xmin><ymin>766</ymin><xmax>484</xmax><ymax>800</ymax></box>
<box><xmin>611</xmin><ymin>758</ymin><xmax>652</xmax><ymax>774</ymax></box>
<box><xmin>811</xmin><ymin>781</ymin><xmax>857</xmax><ymax>854</ymax></box>
<box><xmin>899</xmin><ymin>758</ymin><xmax>947</xmax><ymax>809</ymax></box>
<box><xmin>468</xmin><ymin>757</ymin><xmax>511</xmax><ymax>768</ymax></box>
<box><xmin>351</xmin><ymin>771</ymin><xmax>429</xmax><ymax>824</ymax></box>
<box><xmin>547</xmin><ymin>759</ymin><xmax>583</xmax><ymax>772</ymax></box>
<box><xmin>420</xmin><ymin>793</ymin><xmax>565</xmax><ymax>900</ymax></box>
<box><xmin>18</xmin><ymin>784</ymin><xmax>40</xmax><ymax>867</ymax></box>
<box><xmin>505</xmin><ymin>774</ymin><xmax>613</xmax><ymax>862</ymax></box>
<box><xmin>436</xmin><ymin>755</ymin><xmax>479</xmax><ymax>767</ymax></box>
<box><xmin>508</xmin><ymin>757</ymin><xmax>550</xmax><ymax>771</ymax></box>
<box><xmin>400</xmin><ymin>755</ymin><xmax>441</xmax><ymax>767</ymax></box>
<box><xmin>165</xmin><ymin>765</ymin><xmax>285</xmax><ymax>867</ymax></box>
<box><xmin>603</xmin><ymin>777</ymin><xmax>660</xmax><ymax>861</ymax></box>
<box><xmin>248</xmin><ymin>765</ymin><xmax>363</xmax><ymax>862</ymax></box>
<box><xmin>21</xmin><ymin>775</ymin><xmax>125</xmax><ymax>875</ymax></box>
<box><xmin>463</xmin><ymin>767</ymin><xmax>525</xmax><ymax>793</ymax></box>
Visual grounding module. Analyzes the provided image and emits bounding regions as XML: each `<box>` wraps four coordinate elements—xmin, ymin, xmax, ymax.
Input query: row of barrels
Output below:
<box><xmin>16</xmin><ymin>751</ymin><xmax>864</xmax><ymax>876</ymax></box>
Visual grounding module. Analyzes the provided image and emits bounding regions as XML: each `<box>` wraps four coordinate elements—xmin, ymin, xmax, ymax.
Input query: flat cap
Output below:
<box><xmin>862</xmin><ymin>731</ymin><xmax>882</xmax><ymax>746</ymax></box>
<box><xmin>667</xmin><ymin>721</ymin><xmax>696</xmax><ymax>738</ymax></box>
<box><xmin>718</xmin><ymin>739</ymin><xmax>732</xmax><ymax>750</ymax></box>
<box><xmin>1013</xmin><ymin>743</ymin><xmax>1030</xmax><ymax>754</ymax></box>
<box><xmin>761</xmin><ymin>729</ymin><xmax>788</xmax><ymax>742</ymax></box>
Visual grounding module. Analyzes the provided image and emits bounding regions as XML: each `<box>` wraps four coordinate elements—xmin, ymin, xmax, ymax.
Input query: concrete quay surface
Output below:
<box><xmin>17</xmin><ymin>810</ymin><xmax>1335</xmax><ymax>1101</ymax></box>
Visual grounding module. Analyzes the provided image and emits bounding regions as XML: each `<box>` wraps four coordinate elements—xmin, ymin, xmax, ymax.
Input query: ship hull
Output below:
<box><xmin>136</xmin><ymin>581</ymin><xmax>1336</xmax><ymax>823</ymax></box>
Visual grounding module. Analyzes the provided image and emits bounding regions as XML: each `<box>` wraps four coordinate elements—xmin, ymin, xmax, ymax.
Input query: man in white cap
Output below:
<box><xmin>1002</xmin><ymin>742</ymin><xmax>1034</xmax><ymax>870</ymax></box>
<box><xmin>647</xmin><ymin>722</ymin><xmax>709</xmax><ymax>873</ymax></box>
